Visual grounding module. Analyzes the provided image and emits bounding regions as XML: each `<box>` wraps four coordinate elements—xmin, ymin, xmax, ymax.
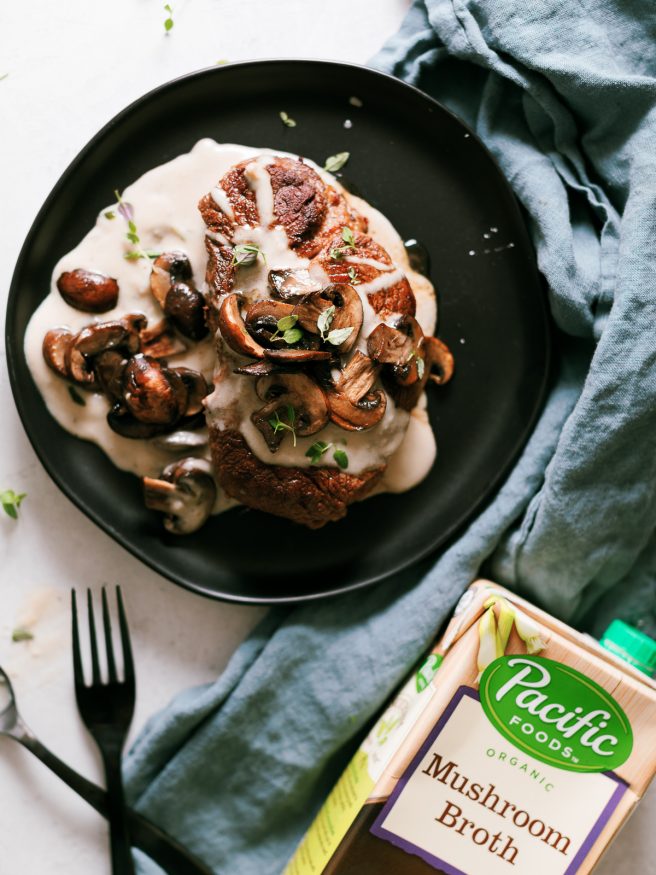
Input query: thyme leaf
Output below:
<box><xmin>1</xmin><ymin>489</ymin><xmax>26</xmax><ymax>520</ymax></box>
<box><xmin>323</xmin><ymin>152</ymin><xmax>350</xmax><ymax>173</ymax></box>
<box><xmin>279</xmin><ymin>111</ymin><xmax>297</xmax><ymax>128</ymax></box>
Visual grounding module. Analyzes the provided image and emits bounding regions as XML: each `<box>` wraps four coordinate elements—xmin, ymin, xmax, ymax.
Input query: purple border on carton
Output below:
<box><xmin>370</xmin><ymin>686</ymin><xmax>628</xmax><ymax>875</ymax></box>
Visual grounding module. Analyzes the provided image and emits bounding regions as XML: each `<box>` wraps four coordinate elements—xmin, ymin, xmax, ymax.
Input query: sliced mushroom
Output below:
<box><xmin>425</xmin><ymin>336</ymin><xmax>454</xmax><ymax>385</ymax></box>
<box><xmin>143</xmin><ymin>458</ymin><xmax>216</xmax><ymax>535</ymax></box>
<box><xmin>268</xmin><ymin>268</ymin><xmax>324</xmax><ymax>301</ymax></box>
<box><xmin>65</xmin><ymin>317</ymin><xmax>142</xmax><ymax>387</ymax></box>
<box><xmin>123</xmin><ymin>355</ymin><xmax>188</xmax><ymax>425</ymax></box>
<box><xmin>264</xmin><ymin>348</ymin><xmax>332</xmax><ymax>364</ymax></box>
<box><xmin>173</xmin><ymin>367</ymin><xmax>210</xmax><ymax>416</ymax></box>
<box><xmin>367</xmin><ymin>318</ymin><xmax>424</xmax><ymax>387</ymax></box>
<box><xmin>251</xmin><ymin>373</ymin><xmax>329</xmax><ymax>452</ymax></box>
<box><xmin>367</xmin><ymin>322</ymin><xmax>414</xmax><ymax>365</ymax></box>
<box><xmin>309</xmin><ymin>284</ymin><xmax>363</xmax><ymax>353</ymax></box>
<box><xmin>42</xmin><ymin>328</ymin><xmax>75</xmax><ymax>377</ymax></box>
<box><xmin>57</xmin><ymin>269</ymin><xmax>119</xmax><ymax>313</ymax></box>
<box><xmin>244</xmin><ymin>299</ymin><xmax>295</xmax><ymax>345</ymax></box>
<box><xmin>150</xmin><ymin>252</ymin><xmax>193</xmax><ymax>308</ymax></box>
<box><xmin>217</xmin><ymin>293</ymin><xmax>266</xmax><ymax>359</ymax></box>
<box><xmin>378</xmin><ymin>333</ymin><xmax>453</xmax><ymax>411</ymax></box>
<box><xmin>327</xmin><ymin>351</ymin><xmax>387</xmax><ymax>431</ymax></box>
<box><xmin>233</xmin><ymin>360</ymin><xmax>286</xmax><ymax>377</ymax></box>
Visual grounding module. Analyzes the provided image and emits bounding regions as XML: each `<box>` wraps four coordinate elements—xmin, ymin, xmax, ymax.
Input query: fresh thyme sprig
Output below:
<box><xmin>305</xmin><ymin>442</ymin><xmax>349</xmax><ymax>469</ymax></box>
<box><xmin>330</xmin><ymin>226</ymin><xmax>357</xmax><ymax>260</ymax></box>
<box><xmin>306</xmin><ymin>441</ymin><xmax>332</xmax><ymax>465</ymax></box>
<box><xmin>268</xmin><ymin>405</ymin><xmax>297</xmax><ymax>446</ymax></box>
<box><xmin>279</xmin><ymin>111</ymin><xmax>297</xmax><ymax>128</ymax></box>
<box><xmin>114</xmin><ymin>190</ymin><xmax>160</xmax><ymax>261</ymax></box>
<box><xmin>323</xmin><ymin>152</ymin><xmax>350</xmax><ymax>173</ymax></box>
<box><xmin>316</xmin><ymin>305</ymin><xmax>353</xmax><ymax>346</ymax></box>
<box><xmin>270</xmin><ymin>314</ymin><xmax>303</xmax><ymax>345</ymax></box>
<box><xmin>164</xmin><ymin>4</ymin><xmax>174</xmax><ymax>32</ymax></box>
<box><xmin>347</xmin><ymin>265</ymin><xmax>361</xmax><ymax>285</ymax></box>
<box><xmin>231</xmin><ymin>243</ymin><xmax>266</xmax><ymax>267</ymax></box>
<box><xmin>1</xmin><ymin>489</ymin><xmax>26</xmax><ymax>520</ymax></box>
<box><xmin>12</xmin><ymin>628</ymin><xmax>34</xmax><ymax>643</ymax></box>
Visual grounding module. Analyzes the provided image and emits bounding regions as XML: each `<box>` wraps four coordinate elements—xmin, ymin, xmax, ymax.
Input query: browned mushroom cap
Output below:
<box><xmin>327</xmin><ymin>351</ymin><xmax>387</xmax><ymax>431</ymax></box>
<box><xmin>381</xmin><ymin>334</ymin><xmax>453</xmax><ymax>411</ymax></box>
<box><xmin>42</xmin><ymin>328</ymin><xmax>75</xmax><ymax>377</ymax></box>
<box><xmin>66</xmin><ymin>317</ymin><xmax>142</xmax><ymax>386</ymax></box>
<box><xmin>275</xmin><ymin>284</ymin><xmax>361</xmax><ymax>354</ymax></box>
<box><xmin>150</xmin><ymin>252</ymin><xmax>207</xmax><ymax>340</ymax></box>
<box><xmin>268</xmin><ymin>268</ymin><xmax>324</xmax><ymax>301</ymax></box>
<box><xmin>425</xmin><ymin>336</ymin><xmax>454</xmax><ymax>385</ymax></box>
<box><xmin>173</xmin><ymin>367</ymin><xmax>210</xmax><ymax>416</ymax></box>
<box><xmin>56</xmin><ymin>269</ymin><xmax>119</xmax><ymax>313</ymax></box>
<box><xmin>143</xmin><ymin>458</ymin><xmax>216</xmax><ymax>534</ymax></box>
<box><xmin>150</xmin><ymin>252</ymin><xmax>193</xmax><ymax>308</ymax></box>
<box><xmin>165</xmin><ymin>282</ymin><xmax>208</xmax><ymax>340</ymax></box>
<box><xmin>244</xmin><ymin>299</ymin><xmax>295</xmax><ymax>346</ymax></box>
<box><xmin>217</xmin><ymin>293</ymin><xmax>266</xmax><ymax>359</ymax></box>
<box><xmin>123</xmin><ymin>354</ymin><xmax>188</xmax><ymax>425</ymax></box>
<box><xmin>367</xmin><ymin>316</ymin><xmax>425</xmax><ymax>387</ymax></box>
<box><xmin>251</xmin><ymin>373</ymin><xmax>329</xmax><ymax>452</ymax></box>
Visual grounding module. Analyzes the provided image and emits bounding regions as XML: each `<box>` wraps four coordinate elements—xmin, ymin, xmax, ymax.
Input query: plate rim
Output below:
<box><xmin>6</xmin><ymin>58</ymin><xmax>552</xmax><ymax>604</ymax></box>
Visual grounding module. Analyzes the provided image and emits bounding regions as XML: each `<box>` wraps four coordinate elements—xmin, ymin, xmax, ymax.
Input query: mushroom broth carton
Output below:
<box><xmin>284</xmin><ymin>581</ymin><xmax>656</xmax><ymax>875</ymax></box>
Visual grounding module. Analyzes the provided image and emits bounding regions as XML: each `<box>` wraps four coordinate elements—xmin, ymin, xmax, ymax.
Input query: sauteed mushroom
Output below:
<box><xmin>217</xmin><ymin>293</ymin><xmax>266</xmax><ymax>358</ymax></box>
<box><xmin>251</xmin><ymin>372</ymin><xmax>329</xmax><ymax>452</ymax></box>
<box><xmin>143</xmin><ymin>458</ymin><xmax>216</xmax><ymax>534</ymax></box>
<box><xmin>150</xmin><ymin>252</ymin><xmax>207</xmax><ymax>340</ymax></box>
<box><xmin>150</xmin><ymin>252</ymin><xmax>193</xmax><ymax>307</ymax></box>
<box><xmin>57</xmin><ymin>269</ymin><xmax>119</xmax><ymax>313</ymax></box>
<box><xmin>42</xmin><ymin>328</ymin><xmax>75</xmax><ymax>377</ymax></box>
<box><xmin>367</xmin><ymin>315</ymin><xmax>425</xmax><ymax>387</ymax></box>
<box><xmin>65</xmin><ymin>317</ymin><xmax>142</xmax><ymax>387</ymax></box>
<box><xmin>300</xmin><ymin>284</ymin><xmax>362</xmax><ymax>353</ymax></box>
<box><xmin>268</xmin><ymin>268</ymin><xmax>323</xmax><ymax>301</ymax></box>
<box><xmin>388</xmin><ymin>335</ymin><xmax>454</xmax><ymax>410</ymax></box>
<box><xmin>425</xmin><ymin>336</ymin><xmax>455</xmax><ymax>385</ymax></box>
<box><xmin>327</xmin><ymin>352</ymin><xmax>386</xmax><ymax>431</ymax></box>
<box><xmin>122</xmin><ymin>355</ymin><xmax>188</xmax><ymax>425</ymax></box>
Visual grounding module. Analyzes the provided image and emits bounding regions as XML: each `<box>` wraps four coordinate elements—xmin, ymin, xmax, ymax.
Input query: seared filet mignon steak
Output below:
<box><xmin>199</xmin><ymin>155</ymin><xmax>453</xmax><ymax>528</ymax></box>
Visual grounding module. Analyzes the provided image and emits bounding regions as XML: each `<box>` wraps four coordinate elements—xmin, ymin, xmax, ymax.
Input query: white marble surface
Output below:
<box><xmin>0</xmin><ymin>1</ymin><xmax>653</xmax><ymax>872</ymax></box>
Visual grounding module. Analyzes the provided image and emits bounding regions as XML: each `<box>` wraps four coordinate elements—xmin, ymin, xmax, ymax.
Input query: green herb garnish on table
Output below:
<box><xmin>1</xmin><ymin>490</ymin><xmax>26</xmax><ymax>520</ymax></box>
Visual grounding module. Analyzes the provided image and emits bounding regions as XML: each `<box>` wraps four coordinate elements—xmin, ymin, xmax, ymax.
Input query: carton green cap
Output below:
<box><xmin>600</xmin><ymin>619</ymin><xmax>656</xmax><ymax>678</ymax></box>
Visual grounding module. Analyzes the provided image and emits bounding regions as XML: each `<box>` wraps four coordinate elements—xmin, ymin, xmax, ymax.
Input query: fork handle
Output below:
<box><xmin>16</xmin><ymin>731</ymin><xmax>214</xmax><ymax>875</ymax></box>
<box><xmin>102</xmin><ymin>748</ymin><xmax>137</xmax><ymax>875</ymax></box>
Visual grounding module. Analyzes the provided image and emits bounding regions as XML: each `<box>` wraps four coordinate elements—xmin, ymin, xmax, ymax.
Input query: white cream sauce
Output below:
<box><xmin>24</xmin><ymin>139</ymin><xmax>438</xmax><ymax>514</ymax></box>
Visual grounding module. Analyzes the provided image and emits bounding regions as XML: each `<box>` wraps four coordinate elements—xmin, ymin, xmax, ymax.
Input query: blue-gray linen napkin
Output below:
<box><xmin>125</xmin><ymin>1</ymin><xmax>656</xmax><ymax>872</ymax></box>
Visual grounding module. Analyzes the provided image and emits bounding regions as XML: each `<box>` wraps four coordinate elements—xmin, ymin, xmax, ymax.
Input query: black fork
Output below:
<box><xmin>72</xmin><ymin>587</ymin><xmax>136</xmax><ymax>875</ymax></box>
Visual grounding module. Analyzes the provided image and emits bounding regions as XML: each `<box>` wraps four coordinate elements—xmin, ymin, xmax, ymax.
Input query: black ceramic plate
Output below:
<box><xmin>7</xmin><ymin>60</ymin><xmax>550</xmax><ymax>604</ymax></box>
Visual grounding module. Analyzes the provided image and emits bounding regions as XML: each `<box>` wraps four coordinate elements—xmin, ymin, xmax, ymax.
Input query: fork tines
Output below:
<box><xmin>71</xmin><ymin>587</ymin><xmax>135</xmax><ymax>690</ymax></box>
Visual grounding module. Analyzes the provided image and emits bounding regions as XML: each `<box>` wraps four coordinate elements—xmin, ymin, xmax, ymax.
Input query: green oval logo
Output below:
<box><xmin>480</xmin><ymin>656</ymin><xmax>633</xmax><ymax>772</ymax></box>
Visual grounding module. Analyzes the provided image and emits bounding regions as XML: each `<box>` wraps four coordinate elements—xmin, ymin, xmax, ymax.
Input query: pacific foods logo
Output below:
<box><xmin>480</xmin><ymin>656</ymin><xmax>633</xmax><ymax>772</ymax></box>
